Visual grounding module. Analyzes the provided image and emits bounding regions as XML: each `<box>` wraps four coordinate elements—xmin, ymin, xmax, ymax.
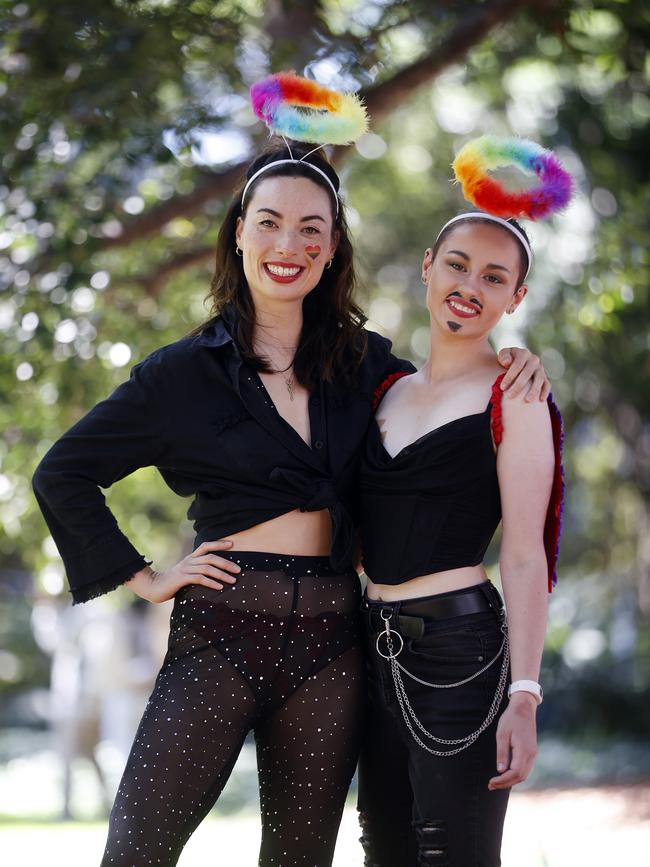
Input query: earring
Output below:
<box><xmin>235</xmin><ymin>246</ymin><xmax>243</xmax><ymax>257</ymax></box>
<box><xmin>325</xmin><ymin>259</ymin><xmax>333</xmax><ymax>269</ymax></box>
<box><xmin>421</xmin><ymin>275</ymin><xmax>427</xmax><ymax>285</ymax></box>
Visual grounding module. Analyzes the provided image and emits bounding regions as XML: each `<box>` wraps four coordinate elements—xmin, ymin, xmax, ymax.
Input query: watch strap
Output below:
<box><xmin>508</xmin><ymin>679</ymin><xmax>543</xmax><ymax>705</ymax></box>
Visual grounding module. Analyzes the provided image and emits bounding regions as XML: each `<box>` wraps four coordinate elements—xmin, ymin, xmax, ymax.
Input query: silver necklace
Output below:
<box><xmin>261</xmin><ymin>358</ymin><xmax>296</xmax><ymax>401</ymax></box>
<box><xmin>283</xmin><ymin>370</ymin><xmax>296</xmax><ymax>401</ymax></box>
<box><xmin>255</xmin><ymin>340</ymin><xmax>297</xmax><ymax>401</ymax></box>
<box><xmin>269</xmin><ymin>360</ymin><xmax>296</xmax><ymax>401</ymax></box>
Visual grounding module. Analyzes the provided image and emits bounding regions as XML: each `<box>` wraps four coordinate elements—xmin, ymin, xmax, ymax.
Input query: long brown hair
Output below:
<box><xmin>192</xmin><ymin>142</ymin><xmax>368</xmax><ymax>389</ymax></box>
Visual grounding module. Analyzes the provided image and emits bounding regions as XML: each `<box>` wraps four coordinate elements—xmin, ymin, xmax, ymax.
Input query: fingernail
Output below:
<box><xmin>497</xmin><ymin>763</ymin><xmax>505</xmax><ymax>771</ymax></box>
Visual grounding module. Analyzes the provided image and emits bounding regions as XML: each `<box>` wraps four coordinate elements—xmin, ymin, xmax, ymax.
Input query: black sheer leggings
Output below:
<box><xmin>100</xmin><ymin>553</ymin><xmax>364</xmax><ymax>867</ymax></box>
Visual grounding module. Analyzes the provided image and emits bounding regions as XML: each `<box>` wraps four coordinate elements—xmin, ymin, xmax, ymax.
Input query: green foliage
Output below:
<box><xmin>1</xmin><ymin>0</ymin><xmax>649</xmax><ymax>727</ymax></box>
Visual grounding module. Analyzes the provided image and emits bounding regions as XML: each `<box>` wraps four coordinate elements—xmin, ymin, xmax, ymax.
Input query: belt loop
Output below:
<box><xmin>379</xmin><ymin>603</ymin><xmax>397</xmax><ymax>622</ymax></box>
<box><xmin>376</xmin><ymin>600</ymin><xmax>400</xmax><ymax>632</ymax></box>
<box><xmin>481</xmin><ymin>581</ymin><xmax>505</xmax><ymax>620</ymax></box>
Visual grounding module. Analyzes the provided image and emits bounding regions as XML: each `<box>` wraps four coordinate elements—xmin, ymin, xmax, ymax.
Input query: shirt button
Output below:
<box><xmin>314</xmin><ymin>440</ymin><xmax>324</xmax><ymax>449</ymax></box>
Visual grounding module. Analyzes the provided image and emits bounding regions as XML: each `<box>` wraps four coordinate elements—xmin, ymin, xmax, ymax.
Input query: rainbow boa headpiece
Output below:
<box><xmin>452</xmin><ymin>136</ymin><xmax>573</xmax><ymax>220</ymax></box>
<box><xmin>250</xmin><ymin>72</ymin><xmax>368</xmax><ymax>146</ymax></box>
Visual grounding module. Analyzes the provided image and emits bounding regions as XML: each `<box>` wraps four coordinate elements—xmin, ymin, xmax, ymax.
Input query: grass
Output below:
<box><xmin>1</xmin><ymin>786</ymin><xmax>650</xmax><ymax>866</ymax></box>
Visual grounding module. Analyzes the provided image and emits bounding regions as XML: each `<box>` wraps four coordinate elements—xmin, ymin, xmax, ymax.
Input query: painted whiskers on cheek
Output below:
<box><xmin>305</xmin><ymin>244</ymin><xmax>321</xmax><ymax>260</ymax></box>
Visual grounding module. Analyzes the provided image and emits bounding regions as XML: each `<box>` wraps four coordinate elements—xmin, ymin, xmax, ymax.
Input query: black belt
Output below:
<box><xmin>363</xmin><ymin>584</ymin><xmax>502</xmax><ymax>639</ymax></box>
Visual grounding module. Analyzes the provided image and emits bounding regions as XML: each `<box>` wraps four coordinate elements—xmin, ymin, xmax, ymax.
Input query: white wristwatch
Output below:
<box><xmin>508</xmin><ymin>680</ymin><xmax>543</xmax><ymax>705</ymax></box>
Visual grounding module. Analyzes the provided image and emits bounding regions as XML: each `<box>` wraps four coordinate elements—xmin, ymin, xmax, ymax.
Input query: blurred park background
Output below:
<box><xmin>1</xmin><ymin>0</ymin><xmax>649</xmax><ymax>863</ymax></box>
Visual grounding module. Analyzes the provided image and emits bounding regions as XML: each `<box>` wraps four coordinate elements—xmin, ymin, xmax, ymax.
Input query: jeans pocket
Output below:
<box><xmin>408</xmin><ymin>628</ymin><xmax>484</xmax><ymax>666</ymax></box>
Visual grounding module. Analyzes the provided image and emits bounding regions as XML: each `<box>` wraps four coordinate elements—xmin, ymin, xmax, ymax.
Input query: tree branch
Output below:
<box><xmin>97</xmin><ymin>0</ymin><xmax>539</xmax><ymax>257</ymax></box>
<box><xmin>137</xmin><ymin>246</ymin><xmax>215</xmax><ymax>298</ymax></box>
<box><xmin>98</xmin><ymin>164</ymin><xmax>245</xmax><ymax>252</ymax></box>
<box><xmin>356</xmin><ymin>0</ymin><xmax>535</xmax><ymax>129</ymax></box>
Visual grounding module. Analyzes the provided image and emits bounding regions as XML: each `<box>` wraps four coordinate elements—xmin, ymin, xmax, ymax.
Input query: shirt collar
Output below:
<box><xmin>193</xmin><ymin>303</ymin><xmax>239</xmax><ymax>350</ymax></box>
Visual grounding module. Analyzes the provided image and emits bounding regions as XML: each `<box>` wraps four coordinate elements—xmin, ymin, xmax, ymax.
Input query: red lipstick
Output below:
<box><xmin>264</xmin><ymin>262</ymin><xmax>305</xmax><ymax>284</ymax></box>
<box><xmin>445</xmin><ymin>297</ymin><xmax>481</xmax><ymax>317</ymax></box>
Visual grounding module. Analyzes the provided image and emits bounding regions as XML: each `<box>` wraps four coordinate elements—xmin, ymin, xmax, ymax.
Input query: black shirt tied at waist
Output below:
<box><xmin>32</xmin><ymin>304</ymin><xmax>414</xmax><ymax>604</ymax></box>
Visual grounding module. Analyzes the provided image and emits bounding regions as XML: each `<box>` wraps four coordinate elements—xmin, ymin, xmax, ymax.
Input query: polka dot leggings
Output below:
<box><xmin>100</xmin><ymin>553</ymin><xmax>364</xmax><ymax>867</ymax></box>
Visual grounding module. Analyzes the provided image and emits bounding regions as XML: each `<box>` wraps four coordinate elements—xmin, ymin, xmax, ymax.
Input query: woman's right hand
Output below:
<box><xmin>125</xmin><ymin>539</ymin><xmax>241</xmax><ymax>603</ymax></box>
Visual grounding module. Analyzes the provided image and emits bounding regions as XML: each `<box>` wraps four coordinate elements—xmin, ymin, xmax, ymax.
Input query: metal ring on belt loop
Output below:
<box><xmin>375</xmin><ymin>608</ymin><xmax>404</xmax><ymax>660</ymax></box>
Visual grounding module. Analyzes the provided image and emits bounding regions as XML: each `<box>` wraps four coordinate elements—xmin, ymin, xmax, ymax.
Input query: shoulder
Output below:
<box><xmin>501</xmin><ymin>388</ymin><xmax>552</xmax><ymax>425</ymax></box>
<box><xmin>361</xmin><ymin>328</ymin><xmax>415</xmax><ymax>383</ymax></box>
<box><xmin>364</xmin><ymin>329</ymin><xmax>395</xmax><ymax>364</ymax></box>
<box><xmin>141</xmin><ymin>316</ymin><xmax>231</xmax><ymax>367</ymax></box>
<box><xmin>130</xmin><ymin>337</ymin><xmax>190</xmax><ymax>381</ymax></box>
<box><xmin>128</xmin><ymin>316</ymin><xmax>231</xmax><ymax>389</ymax></box>
<box><xmin>496</xmin><ymin>386</ymin><xmax>554</xmax><ymax>462</ymax></box>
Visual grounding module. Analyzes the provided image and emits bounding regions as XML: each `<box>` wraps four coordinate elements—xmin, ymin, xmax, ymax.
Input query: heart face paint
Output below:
<box><xmin>447</xmin><ymin>321</ymin><xmax>462</xmax><ymax>332</ymax></box>
<box><xmin>305</xmin><ymin>244</ymin><xmax>321</xmax><ymax>260</ymax></box>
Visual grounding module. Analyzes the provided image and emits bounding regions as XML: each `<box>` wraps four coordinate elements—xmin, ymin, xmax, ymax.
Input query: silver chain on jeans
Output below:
<box><xmin>376</xmin><ymin>611</ymin><xmax>510</xmax><ymax>758</ymax></box>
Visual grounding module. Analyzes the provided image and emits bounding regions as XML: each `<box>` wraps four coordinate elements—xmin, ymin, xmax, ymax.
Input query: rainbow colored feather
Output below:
<box><xmin>250</xmin><ymin>72</ymin><xmax>368</xmax><ymax>145</ymax></box>
<box><xmin>453</xmin><ymin>136</ymin><xmax>573</xmax><ymax>220</ymax></box>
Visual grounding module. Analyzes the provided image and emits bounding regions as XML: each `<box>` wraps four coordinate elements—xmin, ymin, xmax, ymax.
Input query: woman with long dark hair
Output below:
<box><xmin>33</xmin><ymin>141</ymin><xmax>548</xmax><ymax>866</ymax></box>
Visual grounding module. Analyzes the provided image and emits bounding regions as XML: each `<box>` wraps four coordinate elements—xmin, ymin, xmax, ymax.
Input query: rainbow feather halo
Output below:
<box><xmin>250</xmin><ymin>72</ymin><xmax>368</xmax><ymax>146</ymax></box>
<box><xmin>452</xmin><ymin>135</ymin><xmax>573</xmax><ymax>220</ymax></box>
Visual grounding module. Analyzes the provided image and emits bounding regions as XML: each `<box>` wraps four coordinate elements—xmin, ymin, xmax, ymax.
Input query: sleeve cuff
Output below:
<box><xmin>70</xmin><ymin>556</ymin><xmax>150</xmax><ymax>604</ymax></box>
<box><xmin>63</xmin><ymin>530</ymin><xmax>152</xmax><ymax>604</ymax></box>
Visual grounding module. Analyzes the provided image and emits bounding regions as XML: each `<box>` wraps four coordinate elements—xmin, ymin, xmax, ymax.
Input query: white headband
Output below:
<box><xmin>241</xmin><ymin>159</ymin><xmax>340</xmax><ymax>216</ymax></box>
<box><xmin>435</xmin><ymin>212</ymin><xmax>533</xmax><ymax>280</ymax></box>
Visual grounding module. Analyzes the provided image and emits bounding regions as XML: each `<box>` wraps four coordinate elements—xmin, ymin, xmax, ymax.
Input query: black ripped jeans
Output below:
<box><xmin>357</xmin><ymin>582</ymin><xmax>511</xmax><ymax>867</ymax></box>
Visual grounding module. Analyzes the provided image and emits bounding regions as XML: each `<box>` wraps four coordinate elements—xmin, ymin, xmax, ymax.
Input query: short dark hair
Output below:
<box><xmin>432</xmin><ymin>215</ymin><xmax>531</xmax><ymax>288</ymax></box>
<box><xmin>192</xmin><ymin>142</ymin><xmax>367</xmax><ymax>389</ymax></box>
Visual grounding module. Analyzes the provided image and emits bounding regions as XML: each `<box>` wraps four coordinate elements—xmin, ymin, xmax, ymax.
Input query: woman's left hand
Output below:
<box><xmin>488</xmin><ymin>693</ymin><xmax>538</xmax><ymax>790</ymax></box>
<box><xmin>497</xmin><ymin>347</ymin><xmax>551</xmax><ymax>402</ymax></box>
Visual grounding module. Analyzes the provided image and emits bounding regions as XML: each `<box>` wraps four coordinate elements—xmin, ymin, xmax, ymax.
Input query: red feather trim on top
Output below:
<box><xmin>490</xmin><ymin>374</ymin><xmax>506</xmax><ymax>445</ymax></box>
<box><xmin>545</xmin><ymin>398</ymin><xmax>565</xmax><ymax>591</ymax></box>
<box><xmin>372</xmin><ymin>371</ymin><xmax>410</xmax><ymax>412</ymax></box>
<box><xmin>278</xmin><ymin>73</ymin><xmax>339</xmax><ymax>111</ymax></box>
<box><xmin>489</xmin><ymin>373</ymin><xmax>565</xmax><ymax>593</ymax></box>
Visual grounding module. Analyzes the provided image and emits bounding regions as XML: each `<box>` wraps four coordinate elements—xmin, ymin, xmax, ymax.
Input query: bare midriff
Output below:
<box><xmin>366</xmin><ymin>563</ymin><xmax>489</xmax><ymax>602</ymax></box>
<box><xmin>225</xmin><ymin>508</ymin><xmax>333</xmax><ymax>557</ymax></box>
